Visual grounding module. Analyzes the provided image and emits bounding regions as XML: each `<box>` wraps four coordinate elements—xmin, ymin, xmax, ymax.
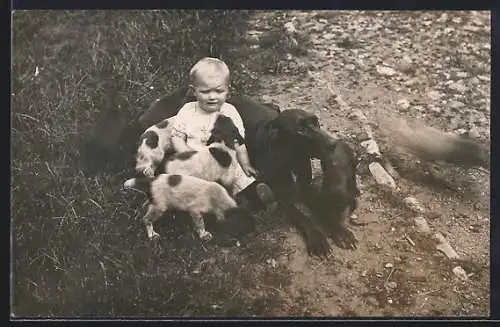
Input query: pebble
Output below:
<box><xmin>428</xmin><ymin>90</ymin><xmax>442</xmax><ymax>101</ymax></box>
<box><xmin>469</xmin><ymin>225</ymin><xmax>480</xmax><ymax>233</ymax></box>
<box><xmin>284</xmin><ymin>22</ymin><xmax>297</xmax><ymax>34</ymax></box>
<box><xmin>376</xmin><ymin>65</ymin><xmax>397</xmax><ymax>76</ymax></box>
<box><xmin>345</xmin><ymin>64</ymin><xmax>356</xmax><ymax>71</ymax></box>
<box><xmin>397</xmin><ymin>99</ymin><xmax>411</xmax><ymax>111</ymax></box>
<box><xmin>414</xmin><ymin>216</ymin><xmax>432</xmax><ymax>234</ymax></box>
<box><xmin>463</xmin><ymin>25</ymin><xmax>481</xmax><ymax>33</ymax></box>
<box><xmin>449</xmin><ymin>81</ymin><xmax>468</xmax><ymax>93</ymax></box>
<box><xmin>437</xmin><ymin>13</ymin><xmax>448</xmax><ymax>23</ymax></box>
<box><xmin>404</xmin><ymin>197</ymin><xmax>425</xmax><ymax>213</ymax></box>
<box><xmin>468</xmin><ymin>127</ymin><xmax>481</xmax><ymax>139</ymax></box>
<box><xmin>386</xmin><ymin>281</ymin><xmax>398</xmax><ymax>289</ymax></box>
<box><xmin>450</xmin><ymin>100</ymin><xmax>465</xmax><ymax>109</ymax></box>
<box><xmin>452</xmin><ymin>266</ymin><xmax>469</xmax><ymax>281</ymax></box>
<box><xmin>385</xmin><ymin>263</ymin><xmax>394</xmax><ymax>269</ymax></box>
<box><xmin>477</xmin><ymin>75</ymin><xmax>489</xmax><ymax>82</ymax></box>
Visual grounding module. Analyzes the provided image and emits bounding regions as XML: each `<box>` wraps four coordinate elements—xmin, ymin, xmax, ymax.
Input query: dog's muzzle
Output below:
<box><xmin>305</xmin><ymin>126</ymin><xmax>338</xmax><ymax>158</ymax></box>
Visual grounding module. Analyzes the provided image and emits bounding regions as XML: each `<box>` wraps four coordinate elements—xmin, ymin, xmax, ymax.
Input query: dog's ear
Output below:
<box><xmin>266</xmin><ymin>119</ymin><xmax>280</xmax><ymax>143</ymax></box>
<box><xmin>309</xmin><ymin>114</ymin><xmax>320</xmax><ymax>127</ymax></box>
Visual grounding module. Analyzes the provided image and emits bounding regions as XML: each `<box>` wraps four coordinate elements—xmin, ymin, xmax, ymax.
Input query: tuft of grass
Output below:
<box><xmin>11</xmin><ymin>10</ymin><xmax>293</xmax><ymax>317</ymax></box>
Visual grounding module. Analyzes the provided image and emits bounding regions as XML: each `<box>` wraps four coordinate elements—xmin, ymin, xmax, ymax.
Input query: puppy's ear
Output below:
<box><xmin>206</xmin><ymin>134</ymin><xmax>216</xmax><ymax>146</ymax></box>
<box><xmin>233</xmin><ymin>126</ymin><xmax>245</xmax><ymax>146</ymax></box>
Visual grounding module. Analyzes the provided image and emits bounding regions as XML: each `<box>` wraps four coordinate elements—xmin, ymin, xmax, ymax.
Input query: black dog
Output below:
<box><xmin>137</xmin><ymin>87</ymin><xmax>357</xmax><ymax>256</ymax></box>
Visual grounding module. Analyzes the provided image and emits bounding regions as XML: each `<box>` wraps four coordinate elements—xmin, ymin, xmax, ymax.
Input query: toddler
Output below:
<box><xmin>170</xmin><ymin>57</ymin><xmax>275</xmax><ymax>210</ymax></box>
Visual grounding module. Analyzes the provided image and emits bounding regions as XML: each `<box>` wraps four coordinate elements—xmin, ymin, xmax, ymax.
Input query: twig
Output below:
<box><xmin>385</xmin><ymin>267</ymin><xmax>395</xmax><ymax>284</ymax></box>
<box><xmin>405</xmin><ymin>234</ymin><xmax>416</xmax><ymax>246</ymax></box>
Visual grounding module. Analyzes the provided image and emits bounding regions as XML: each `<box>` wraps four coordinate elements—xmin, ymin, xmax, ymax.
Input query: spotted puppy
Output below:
<box><xmin>135</xmin><ymin>117</ymin><xmax>175</xmax><ymax>178</ymax></box>
<box><xmin>123</xmin><ymin>173</ymin><xmax>255</xmax><ymax>242</ymax></box>
<box><xmin>157</xmin><ymin>115</ymin><xmax>244</xmax><ymax>192</ymax></box>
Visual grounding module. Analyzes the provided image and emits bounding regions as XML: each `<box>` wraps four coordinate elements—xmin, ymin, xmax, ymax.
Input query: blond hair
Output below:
<box><xmin>189</xmin><ymin>57</ymin><xmax>230</xmax><ymax>85</ymax></box>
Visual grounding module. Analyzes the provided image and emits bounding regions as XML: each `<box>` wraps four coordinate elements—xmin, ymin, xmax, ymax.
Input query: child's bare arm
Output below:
<box><xmin>235</xmin><ymin>143</ymin><xmax>257</xmax><ymax>177</ymax></box>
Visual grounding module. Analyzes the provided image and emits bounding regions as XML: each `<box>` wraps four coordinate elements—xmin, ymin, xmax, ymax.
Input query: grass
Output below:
<box><xmin>11</xmin><ymin>10</ymin><xmax>300</xmax><ymax>317</ymax></box>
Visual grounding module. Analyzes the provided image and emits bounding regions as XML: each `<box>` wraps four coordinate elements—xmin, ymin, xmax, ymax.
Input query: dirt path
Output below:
<box><xmin>245</xmin><ymin>10</ymin><xmax>490</xmax><ymax>316</ymax></box>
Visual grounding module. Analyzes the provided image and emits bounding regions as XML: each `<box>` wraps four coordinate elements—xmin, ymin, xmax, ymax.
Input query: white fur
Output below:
<box><xmin>135</xmin><ymin>117</ymin><xmax>175</xmax><ymax>178</ymax></box>
<box><xmin>124</xmin><ymin>174</ymin><xmax>239</xmax><ymax>241</ymax></box>
<box><xmin>163</xmin><ymin>143</ymin><xmax>239</xmax><ymax>192</ymax></box>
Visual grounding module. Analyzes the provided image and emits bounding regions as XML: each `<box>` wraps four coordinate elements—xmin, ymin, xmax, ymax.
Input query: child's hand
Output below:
<box><xmin>241</xmin><ymin>163</ymin><xmax>258</xmax><ymax>177</ymax></box>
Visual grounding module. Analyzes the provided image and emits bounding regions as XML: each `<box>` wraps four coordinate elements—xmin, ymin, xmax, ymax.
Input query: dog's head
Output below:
<box><xmin>267</xmin><ymin>109</ymin><xmax>337</xmax><ymax>157</ymax></box>
<box><xmin>320</xmin><ymin>141</ymin><xmax>360</xmax><ymax>217</ymax></box>
<box><xmin>206</xmin><ymin>114</ymin><xmax>245</xmax><ymax>150</ymax></box>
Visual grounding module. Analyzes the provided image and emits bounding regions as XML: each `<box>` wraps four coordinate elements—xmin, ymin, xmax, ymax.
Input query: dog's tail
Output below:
<box><xmin>378</xmin><ymin>116</ymin><xmax>489</xmax><ymax>170</ymax></box>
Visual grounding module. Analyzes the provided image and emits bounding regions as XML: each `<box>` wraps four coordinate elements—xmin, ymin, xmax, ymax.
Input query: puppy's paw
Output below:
<box><xmin>199</xmin><ymin>230</ymin><xmax>213</xmax><ymax>242</ymax></box>
<box><xmin>143</xmin><ymin>167</ymin><xmax>156</xmax><ymax>179</ymax></box>
<box><xmin>148</xmin><ymin>231</ymin><xmax>160</xmax><ymax>240</ymax></box>
<box><xmin>331</xmin><ymin>227</ymin><xmax>357</xmax><ymax>250</ymax></box>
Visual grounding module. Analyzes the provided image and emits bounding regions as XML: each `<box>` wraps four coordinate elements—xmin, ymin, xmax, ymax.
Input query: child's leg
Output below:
<box><xmin>231</xmin><ymin>165</ymin><xmax>276</xmax><ymax>211</ymax></box>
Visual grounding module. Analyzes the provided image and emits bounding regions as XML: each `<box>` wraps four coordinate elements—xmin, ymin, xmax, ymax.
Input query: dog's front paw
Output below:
<box><xmin>306</xmin><ymin>228</ymin><xmax>331</xmax><ymax>257</ymax></box>
<box><xmin>199</xmin><ymin>230</ymin><xmax>213</xmax><ymax>242</ymax></box>
<box><xmin>331</xmin><ymin>227</ymin><xmax>357</xmax><ymax>250</ymax></box>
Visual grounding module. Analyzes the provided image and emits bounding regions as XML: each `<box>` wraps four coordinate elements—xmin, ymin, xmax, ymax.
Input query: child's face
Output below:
<box><xmin>191</xmin><ymin>70</ymin><xmax>229</xmax><ymax>113</ymax></box>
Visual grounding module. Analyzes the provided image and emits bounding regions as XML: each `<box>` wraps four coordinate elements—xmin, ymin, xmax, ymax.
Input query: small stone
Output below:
<box><xmin>361</xmin><ymin>270</ymin><xmax>368</xmax><ymax>277</ymax></box>
<box><xmin>456</xmin><ymin>71</ymin><xmax>469</xmax><ymax>78</ymax></box>
<box><xmin>428</xmin><ymin>91</ymin><xmax>442</xmax><ymax>101</ymax></box>
<box><xmin>376</xmin><ymin>65</ymin><xmax>397</xmax><ymax>76</ymax></box>
<box><xmin>450</xmin><ymin>100</ymin><xmax>465</xmax><ymax>109</ymax></box>
<box><xmin>477</xmin><ymin>75</ymin><xmax>489</xmax><ymax>82</ymax></box>
<box><xmin>456</xmin><ymin>128</ymin><xmax>467</xmax><ymax>135</ymax></box>
<box><xmin>469</xmin><ymin>225</ymin><xmax>480</xmax><ymax>233</ymax></box>
<box><xmin>449</xmin><ymin>81</ymin><xmax>468</xmax><ymax>93</ymax></box>
<box><xmin>453</xmin><ymin>266</ymin><xmax>469</xmax><ymax>281</ymax></box>
<box><xmin>468</xmin><ymin>127</ymin><xmax>481</xmax><ymax>139</ymax></box>
<box><xmin>463</xmin><ymin>25</ymin><xmax>481</xmax><ymax>32</ymax></box>
<box><xmin>403</xmin><ymin>77</ymin><xmax>420</xmax><ymax>86</ymax></box>
<box><xmin>387</xmin><ymin>281</ymin><xmax>398</xmax><ymax>289</ymax></box>
<box><xmin>452</xmin><ymin>17</ymin><xmax>462</xmax><ymax>24</ymax></box>
<box><xmin>385</xmin><ymin>263</ymin><xmax>394</xmax><ymax>269</ymax></box>
<box><xmin>369</xmin><ymin>162</ymin><xmax>397</xmax><ymax>189</ymax></box>
<box><xmin>414</xmin><ymin>216</ymin><xmax>432</xmax><ymax>234</ymax></box>
<box><xmin>437</xmin><ymin>13</ymin><xmax>448</xmax><ymax>23</ymax></box>
<box><xmin>388</xmin><ymin>299</ymin><xmax>393</xmax><ymax>304</ymax></box>
<box><xmin>284</xmin><ymin>21</ymin><xmax>297</xmax><ymax>34</ymax></box>
<box><xmin>427</xmin><ymin>105</ymin><xmax>442</xmax><ymax>114</ymax></box>
<box><xmin>345</xmin><ymin>64</ymin><xmax>356</xmax><ymax>71</ymax></box>
<box><xmin>397</xmin><ymin>99</ymin><xmax>411</xmax><ymax>111</ymax></box>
